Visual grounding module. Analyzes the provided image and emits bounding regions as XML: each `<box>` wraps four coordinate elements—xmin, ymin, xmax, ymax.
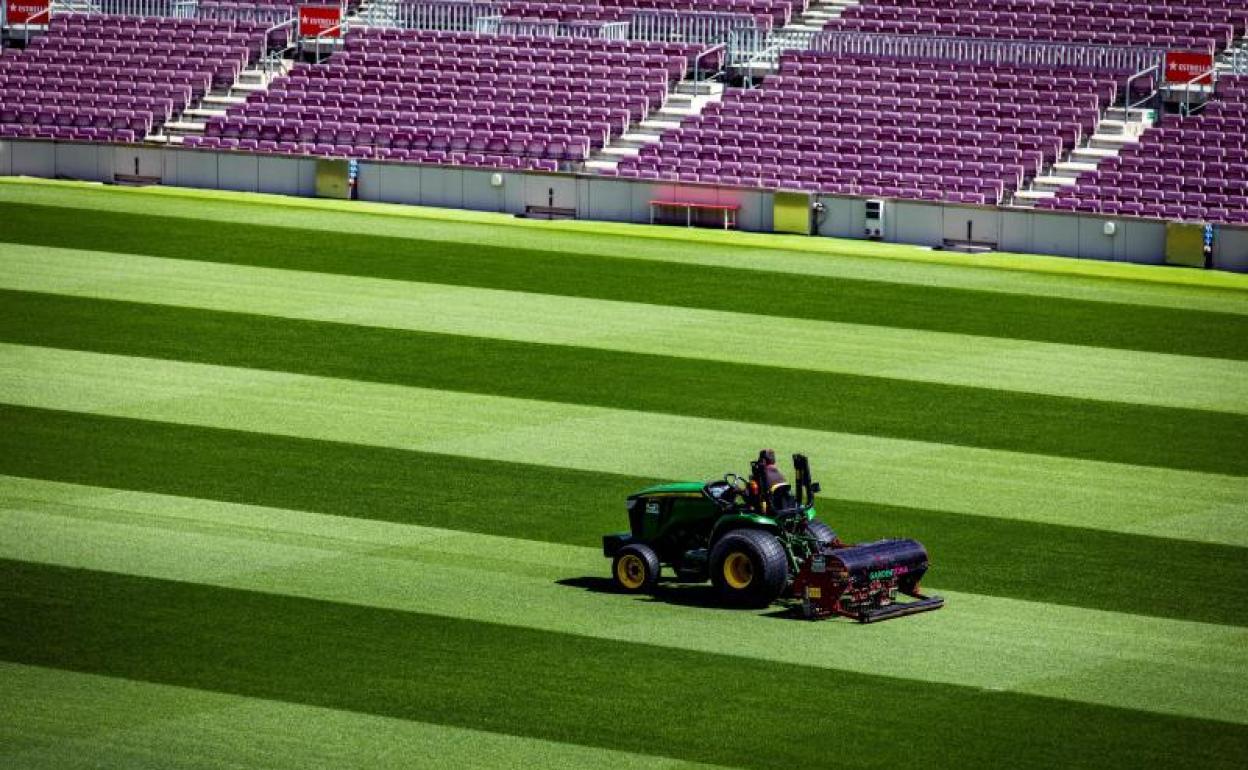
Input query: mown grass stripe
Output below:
<box><xmin>4</xmin><ymin>561</ymin><xmax>1246</xmax><ymax>768</ymax></box>
<box><xmin>0</xmin><ymin>663</ymin><xmax>728</xmax><ymax>770</ymax></box>
<box><xmin>6</xmin><ymin>179</ymin><xmax>1248</xmax><ymax>307</ymax></box>
<box><xmin>4</xmin><ymin>477</ymin><xmax>1246</xmax><ymax>724</ymax></box>
<box><xmin>3</xmin><ymin>412</ymin><xmax>1245</xmax><ymax>627</ymax></box>
<box><xmin>3</xmin><ymin>289</ymin><xmax>1243</xmax><ymax>476</ymax></box>
<box><xmin>2</xmin><ymin>201</ymin><xmax>1246</xmax><ymax>359</ymax></box>
<box><xmin>5</xmin><ymin>246</ymin><xmax>1247</xmax><ymax>414</ymax></box>
<box><xmin>3</xmin><ymin>344</ymin><xmax>1243</xmax><ymax>545</ymax></box>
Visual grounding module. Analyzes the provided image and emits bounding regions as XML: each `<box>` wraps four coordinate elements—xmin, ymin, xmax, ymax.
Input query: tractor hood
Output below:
<box><xmin>627</xmin><ymin>481</ymin><xmax>706</xmax><ymax>499</ymax></box>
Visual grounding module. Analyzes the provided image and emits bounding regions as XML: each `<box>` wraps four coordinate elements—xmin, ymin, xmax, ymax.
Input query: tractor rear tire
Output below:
<box><xmin>806</xmin><ymin>518</ymin><xmax>839</xmax><ymax>548</ymax></box>
<box><xmin>612</xmin><ymin>543</ymin><xmax>660</xmax><ymax>593</ymax></box>
<box><xmin>710</xmin><ymin>529</ymin><xmax>789</xmax><ymax>608</ymax></box>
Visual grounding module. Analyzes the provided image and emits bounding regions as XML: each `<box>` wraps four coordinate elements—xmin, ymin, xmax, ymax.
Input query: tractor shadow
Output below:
<box><xmin>556</xmin><ymin>576</ymin><xmax>810</xmax><ymax>620</ymax></box>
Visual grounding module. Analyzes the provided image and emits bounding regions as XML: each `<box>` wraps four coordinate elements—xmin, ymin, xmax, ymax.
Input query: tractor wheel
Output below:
<box><xmin>710</xmin><ymin>529</ymin><xmax>789</xmax><ymax>608</ymax></box>
<box><xmin>806</xmin><ymin>518</ymin><xmax>839</xmax><ymax>548</ymax></box>
<box><xmin>612</xmin><ymin>544</ymin><xmax>660</xmax><ymax>593</ymax></box>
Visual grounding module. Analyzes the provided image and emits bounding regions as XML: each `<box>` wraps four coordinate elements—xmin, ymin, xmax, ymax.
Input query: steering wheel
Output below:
<box><xmin>724</xmin><ymin>473</ymin><xmax>749</xmax><ymax>492</ymax></box>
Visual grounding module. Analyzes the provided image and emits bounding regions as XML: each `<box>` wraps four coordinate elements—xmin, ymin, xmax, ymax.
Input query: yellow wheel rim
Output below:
<box><xmin>617</xmin><ymin>554</ymin><xmax>646</xmax><ymax>590</ymax></box>
<box><xmin>723</xmin><ymin>552</ymin><xmax>754</xmax><ymax>590</ymax></box>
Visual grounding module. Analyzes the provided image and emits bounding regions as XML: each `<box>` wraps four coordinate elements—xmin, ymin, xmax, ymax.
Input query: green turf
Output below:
<box><xmin>5</xmin><ymin>345</ymin><xmax>1242</xmax><ymax>544</ymax></box>
<box><xmin>7</xmin><ymin>178</ymin><xmax>1248</xmax><ymax>302</ymax></box>
<box><xmin>2</xmin><ymin>201</ymin><xmax>1245</xmax><ymax>359</ymax></box>
<box><xmin>0</xmin><ymin>663</ymin><xmax>727</xmax><ymax>770</ymax></box>
<box><xmin>4</xmin><ymin>479</ymin><xmax>1245</xmax><ymax>723</ymax></box>
<box><xmin>2</xmin><ymin>290</ymin><xmax>1241</xmax><ymax>475</ymax></box>
<box><xmin>2</xmin><ymin>561</ymin><xmax>1244</xmax><ymax>769</ymax></box>
<box><xmin>2</xmin><ymin>407</ymin><xmax>1244</xmax><ymax>627</ymax></box>
<box><xmin>8</xmin><ymin>245</ymin><xmax>1245</xmax><ymax>413</ymax></box>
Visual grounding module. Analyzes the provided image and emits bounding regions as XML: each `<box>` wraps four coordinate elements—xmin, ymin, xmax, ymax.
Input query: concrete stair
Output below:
<box><xmin>585</xmin><ymin>80</ymin><xmax>724</xmax><ymax>172</ymax></box>
<box><xmin>1012</xmin><ymin>106</ymin><xmax>1154</xmax><ymax>207</ymax></box>
<box><xmin>146</xmin><ymin>58</ymin><xmax>294</xmax><ymax>145</ymax></box>
<box><xmin>741</xmin><ymin>0</ymin><xmax>863</xmax><ymax>76</ymax></box>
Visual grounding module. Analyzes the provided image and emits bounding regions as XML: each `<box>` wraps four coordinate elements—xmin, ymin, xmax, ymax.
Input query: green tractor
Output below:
<box><xmin>602</xmin><ymin>451</ymin><xmax>943</xmax><ymax>622</ymax></box>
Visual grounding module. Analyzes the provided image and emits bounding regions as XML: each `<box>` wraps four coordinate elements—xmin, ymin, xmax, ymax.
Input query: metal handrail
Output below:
<box><xmin>693</xmin><ymin>42</ymin><xmax>724</xmax><ymax>87</ymax></box>
<box><xmin>1179</xmin><ymin>67</ymin><xmax>1218</xmax><ymax>117</ymax></box>
<box><xmin>1126</xmin><ymin>64</ymin><xmax>1160</xmax><ymax>111</ymax></box>
<box><xmin>22</xmin><ymin>6</ymin><xmax>52</xmax><ymax>46</ymax></box>
<box><xmin>313</xmin><ymin>19</ymin><xmax>347</xmax><ymax>64</ymax></box>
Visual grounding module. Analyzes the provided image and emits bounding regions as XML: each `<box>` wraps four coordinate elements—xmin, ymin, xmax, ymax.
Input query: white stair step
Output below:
<box><xmin>230</xmin><ymin>83</ymin><xmax>268</xmax><ymax>93</ymax></box>
<box><xmin>1053</xmin><ymin>161</ymin><xmax>1099</xmax><ymax>176</ymax></box>
<box><xmin>202</xmin><ymin>95</ymin><xmax>247</xmax><ymax>106</ymax></box>
<box><xmin>618</xmin><ymin>132</ymin><xmax>663</xmax><ymax>144</ymax></box>
<box><xmin>1071</xmin><ymin>147</ymin><xmax>1119</xmax><ymax>160</ymax></box>
<box><xmin>598</xmin><ymin>146</ymin><xmax>642</xmax><ymax>157</ymax></box>
<box><xmin>1014</xmin><ymin>190</ymin><xmax>1057</xmax><ymax>200</ymax></box>
<box><xmin>1033</xmin><ymin>175</ymin><xmax>1079</xmax><ymax>187</ymax></box>
<box><xmin>164</xmin><ymin>121</ymin><xmax>206</xmax><ymax>132</ymax></box>
<box><xmin>183</xmin><ymin>108</ymin><xmax>227</xmax><ymax>118</ymax></box>
<box><xmin>639</xmin><ymin>119</ymin><xmax>681</xmax><ymax>131</ymax></box>
<box><xmin>584</xmin><ymin>160</ymin><xmax>620</xmax><ymax>171</ymax></box>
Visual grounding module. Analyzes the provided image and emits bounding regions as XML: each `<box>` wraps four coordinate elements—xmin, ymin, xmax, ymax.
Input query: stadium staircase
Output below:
<box><xmin>1012</xmin><ymin>106</ymin><xmax>1154</xmax><ymax>207</ymax></box>
<box><xmin>585</xmin><ymin>78</ymin><xmax>724</xmax><ymax>172</ymax></box>
<box><xmin>743</xmin><ymin>0</ymin><xmax>863</xmax><ymax>77</ymax></box>
<box><xmin>147</xmin><ymin>58</ymin><xmax>294</xmax><ymax>145</ymax></box>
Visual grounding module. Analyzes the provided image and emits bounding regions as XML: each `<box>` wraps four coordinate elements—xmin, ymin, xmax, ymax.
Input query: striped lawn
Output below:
<box><xmin>1</xmin><ymin>181</ymin><xmax>1246</xmax><ymax>768</ymax></box>
<box><xmin>5</xmin><ymin>179</ymin><xmax>1248</xmax><ymax>309</ymax></box>
<box><xmin>3</xmin><ymin>476</ymin><xmax>1245</xmax><ymax>725</ymax></box>
<box><xmin>3</xmin><ymin>408</ymin><xmax>1244</xmax><ymax>627</ymax></box>
<box><xmin>0</xmin><ymin>663</ymin><xmax>726</xmax><ymax>770</ymax></box>
<box><xmin>3</xmin><ymin>246</ymin><xmax>1247</xmax><ymax>413</ymax></box>
<box><xmin>2</xmin><ymin>344</ymin><xmax>1243</xmax><ymax>546</ymax></box>
<box><xmin>2</xmin><ymin>289</ymin><xmax>1245</xmax><ymax>475</ymax></box>
<box><xmin>3</xmin><ymin>202</ymin><xmax>1248</xmax><ymax>359</ymax></box>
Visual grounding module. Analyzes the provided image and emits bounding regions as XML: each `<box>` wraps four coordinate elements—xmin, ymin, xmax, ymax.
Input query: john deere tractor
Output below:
<box><xmin>602</xmin><ymin>452</ymin><xmax>943</xmax><ymax>622</ymax></box>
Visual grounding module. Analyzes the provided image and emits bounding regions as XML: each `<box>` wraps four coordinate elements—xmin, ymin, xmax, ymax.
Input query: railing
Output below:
<box><xmin>20</xmin><ymin>5</ymin><xmax>52</xmax><ymax>45</ymax></box>
<box><xmin>312</xmin><ymin>18</ymin><xmax>347</xmax><ymax>63</ymax></box>
<box><xmin>88</xmin><ymin>0</ymin><xmax>197</xmax><ymax>17</ymax></box>
<box><xmin>629</xmin><ymin>10</ymin><xmax>760</xmax><ymax>47</ymax></box>
<box><xmin>259</xmin><ymin>16</ymin><xmax>297</xmax><ymax>75</ymax></box>
<box><xmin>1179</xmin><ymin>68</ymin><xmax>1218</xmax><ymax>117</ymax></box>
<box><xmin>806</xmin><ymin>32</ymin><xmax>1165</xmax><ymax>74</ymax></box>
<box><xmin>1126</xmin><ymin>64</ymin><xmax>1160</xmax><ymax>112</ymax></box>
<box><xmin>693</xmin><ymin>42</ymin><xmax>724</xmax><ymax>86</ymax></box>
<box><xmin>472</xmin><ymin>15</ymin><xmax>626</xmax><ymax>40</ymax></box>
<box><xmin>383</xmin><ymin>0</ymin><xmax>499</xmax><ymax>32</ymax></box>
<box><xmin>1228</xmin><ymin>47</ymin><xmax>1248</xmax><ymax>76</ymax></box>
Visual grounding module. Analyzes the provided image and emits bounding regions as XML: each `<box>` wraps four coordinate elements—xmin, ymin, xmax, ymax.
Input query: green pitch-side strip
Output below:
<box><xmin>3</xmin><ymin>412</ymin><xmax>1245</xmax><ymax>626</ymax></box>
<box><xmin>3</xmin><ymin>477</ymin><xmax>1247</xmax><ymax>724</ymax></box>
<box><xmin>0</xmin><ymin>664</ymin><xmax>730</xmax><ymax>770</ymax></box>
<box><xmin>0</xmin><ymin>476</ymin><xmax>1243</xmax><ymax>723</ymax></box>
<box><xmin>4</xmin><ymin>248</ymin><xmax>1246</xmax><ymax>414</ymax></box>
<box><xmin>3</xmin><ymin>562</ymin><xmax>1245</xmax><ymax>769</ymax></box>
<box><xmin>4</xmin><ymin>290</ymin><xmax>1242</xmax><ymax>475</ymax></box>
<box><xmin>2</xmin><ymin>204</ymin><xmax>1246</xmax><ymax>360</ymax></box>
<box><xmin>2</xmin><ymin>345</ymin><xmax>1243</xmax><ymax>545</ymax></box>
<box><xmin>5</xmin><ymin>178</ymin><xmax>1248</xmax><ymax>302</ymax></box>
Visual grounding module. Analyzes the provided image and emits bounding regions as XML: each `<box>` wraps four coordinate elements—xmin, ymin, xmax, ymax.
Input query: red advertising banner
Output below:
<box><xmin>1165</xmin><ymin>51</ymin><xmax>1215</xmax><ymax>85</ymax></box>
<box><xmin>298</xmin><ymin>5</ymin><xmax>342</xmax><ymax>38</ymax></box>
<box><xmin>6</xmin><ymin>0</ymin><xmax>51</xmax><ymax>25</ymax></box>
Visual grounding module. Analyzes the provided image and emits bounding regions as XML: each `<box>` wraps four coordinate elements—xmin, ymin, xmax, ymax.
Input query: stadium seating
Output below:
<box><xmin>1036</xmin><ymin>77</ymin><xmax>1248</xmax><ymax>225</ymax></box>
<box><xmin>0</xmin><ymin>14</ymin><xmax>269</xmax><ymax>143</ymax></box>
<box><xmin>611</xmin><ymin>51</ymin><xmax>1115</xmax><ymax>204</ymax></box>
<box><xmin>835</xmin><ymin>0</ymin><xmax>1245</xmax><ymax>53</ymax></box>
<box><xmin>183</xmin><ymin>27</ymin><xmax>704</xmax><ymax>169</ymax></box>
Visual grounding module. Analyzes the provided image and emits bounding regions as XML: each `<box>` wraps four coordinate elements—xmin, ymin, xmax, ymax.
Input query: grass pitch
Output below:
<box><xmin>0</xmin><ymin>180</ymin><xmax>1246</xmax><ymax>768</ymax></box>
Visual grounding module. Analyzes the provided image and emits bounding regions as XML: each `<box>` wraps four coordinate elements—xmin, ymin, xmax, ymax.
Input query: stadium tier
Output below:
<box><xmin>1037</xmin><ymin>77</ymin><xmax>1248</xmax><ymax>225</ymax></box>
<box><xmin>836</xmin><ymin>0</ymin><xmax>1246</xmax><ymax>52</ymax></box>
<box><xmin>183</xmin><ymin>27</ymin><xmax>701</xmax><ymax>169</ymax></box>
<box><xmin>612</xmin><ymin>52</ymin><xmax>1114</xmax><ymax>205</ymax></box>
<box><xmin>0</xmin><ymin>13</ymin><xmax>268</xmax><ymax>143</ymax></box>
